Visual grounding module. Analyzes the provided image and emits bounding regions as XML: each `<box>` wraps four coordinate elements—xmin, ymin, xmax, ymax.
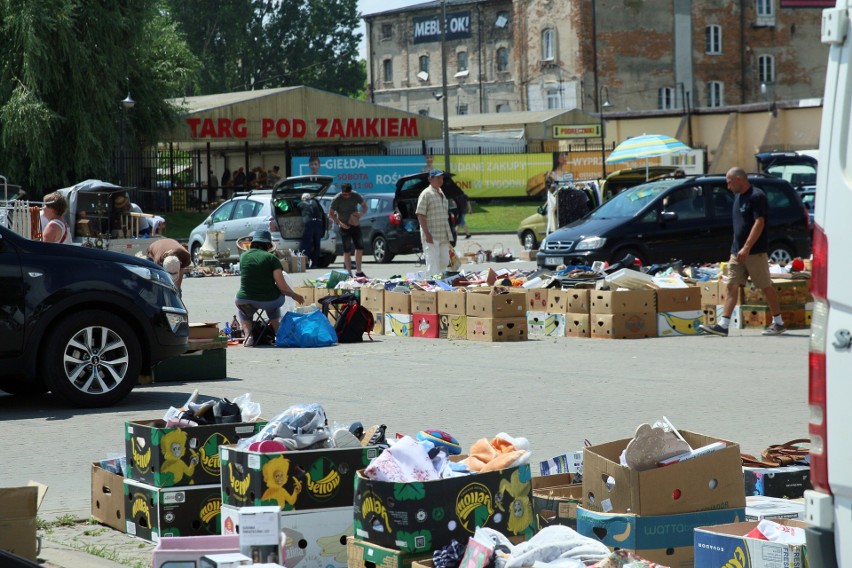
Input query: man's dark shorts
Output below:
<box><xmin>340</xmin><ymin>226</ymin><xmax>364</xmax><ymax>253</ymax></box>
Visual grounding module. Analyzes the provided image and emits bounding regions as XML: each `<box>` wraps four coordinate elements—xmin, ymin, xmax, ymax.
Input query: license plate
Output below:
<box><xmin>544</xmin><ymin>256</ymin><xmax>562</xmax><ymax>266</ymax></box>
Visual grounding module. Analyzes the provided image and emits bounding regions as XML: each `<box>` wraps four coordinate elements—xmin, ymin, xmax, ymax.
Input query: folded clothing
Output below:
<box><xmin>463</xmin><ymin>432</ymin><xmax>531</xmax><ymax>472</ymax></box>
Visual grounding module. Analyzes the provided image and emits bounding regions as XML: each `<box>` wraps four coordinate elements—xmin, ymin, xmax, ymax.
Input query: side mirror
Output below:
<box><xmin>204</xmin><ymin>218</ymin><xmax>213</xmax><ymax>227</ymax></box>
<box><xmin>537</xmin><ymin>205</ymin><xmax>547</xmax><ymax>215</ymax></box>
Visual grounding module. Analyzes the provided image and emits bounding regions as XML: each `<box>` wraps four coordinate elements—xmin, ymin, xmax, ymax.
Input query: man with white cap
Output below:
<box><xmin>146</xmin><ymin>237</ymin><xmax>191</xmax><ymax>291</ymax></box>
<box><xmin>416</xmin><ymin>168</ymin><xmax>454</xmax><ymax>277</ymax></box>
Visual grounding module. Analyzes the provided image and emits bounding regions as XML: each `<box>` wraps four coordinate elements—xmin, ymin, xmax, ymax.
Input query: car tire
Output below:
<box><xmin>373</xmin><ymin>235</ymin><xmax>394</xmax><ymax>263</ymax></box>
<box><xmin>0</xmin><ymin>375</ymin><xmax>48</xmax><ymax>397</ymax></box>
<box><xmin>611</xmin><ymin>247</ymin><xmax>647</xmax><ymax>267</ymax></box>
<box><xmin>315</xmin><ymin>254</ymin><xmax>335</xmax><ymax>269</ymax></box>
<box><xmin>768</xmin><ymin>242</ymin><xmax>795</xmax><ymax>265</ymax></box>
<box><xmin>522</xmin><ymin>230</ymin><xmax>538</xmax><ymax>251</ymax></box>
<box><xmin>42</xmin><ymin>310</ymin><xmax>142</xmax><ymax>408</ymax></box>
<box><xmin>190</xmin><ymin>242</ymin><xmax>202</xmax><ymax>266</ymax></box>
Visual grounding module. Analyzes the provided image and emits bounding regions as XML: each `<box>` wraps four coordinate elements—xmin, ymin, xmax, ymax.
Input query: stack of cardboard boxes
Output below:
<box><xmin>465</xmin><ymin>288</ymin><xmax>528</xmax><ymax>341</ymax></box>
<box><xmin>701</xmin><ymin>277</ymin><xmax>811</xmax><ymax>331</ymax></box>
<box><xmin>590</xmin><ymin>289</ymin><xmax>657</xmax><ymax>339</ymax></box>
<box><xmin>152</xmin><ymin>323</ymin><xmax>227</xmax><ymax>381</ymax></box>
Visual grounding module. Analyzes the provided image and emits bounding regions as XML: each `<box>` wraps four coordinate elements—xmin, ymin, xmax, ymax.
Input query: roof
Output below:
<box><xmin>167</xmin><ymin>87</ymin><xmax>300</xmax><ymax>114</ymax></box>
<box><xmin>448</xmin><ymin>108</ymin><xmax>601</xmax><ymax>139</ymax></box>
<box><xmin>364</xmin><ymin>0</ymin><xmax>489</xmax><ymax>19</ymax></box>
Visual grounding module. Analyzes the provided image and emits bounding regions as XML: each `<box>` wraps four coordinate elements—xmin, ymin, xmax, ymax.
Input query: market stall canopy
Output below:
<box><xmin>164</xmin><ymin>86</ymin><xmax>444</xmax><ymax>150</ymax></box>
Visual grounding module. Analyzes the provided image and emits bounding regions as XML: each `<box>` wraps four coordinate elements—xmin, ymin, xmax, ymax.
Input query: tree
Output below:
<box><xmin>0</xmin><ymin>0</ymin><xmax>199</xmax><ymax>193</ymax></box>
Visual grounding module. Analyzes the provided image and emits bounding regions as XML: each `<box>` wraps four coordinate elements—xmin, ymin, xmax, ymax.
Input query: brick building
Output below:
<box><xmin>364</xmin><ymin>0</ymin><xmax>830</xmax><ymax>118</ymax></box>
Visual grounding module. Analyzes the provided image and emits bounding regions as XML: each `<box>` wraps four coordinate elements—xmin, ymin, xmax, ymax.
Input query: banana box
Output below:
<box><xmin>124</xmin><ymin>479</ymin><xmax>222</xmax><ymax>543</ymax></box>
<box><xmin>384</xmin><ymin>313</ymin><xmax>413</xmax><ymax>337</ymax></box>
<box><xmin>527</xmin><ymin>312</ymin><xmax>565</xmax><ymax>337</ymax></box>
<box><xmin>370</xmin><ymin>311</ymin><xmax>383</xmax><ymax>334</ymax></box>
<box><xmin>656</xmin><ymin>309</ymin><xmax>703</xmax><ymax>337</ymax></box>
<box><xmin>565</xmin><ymin>314</ymin><xmax>590</xmax><ymax>338</ymax></box>
<box><xmin>353</xmin><ymin>463</ymin><xmax>534</xmax><ymax>553</ymax></box>
<box><xmin>694</xmin><ymin>519</ymin><xmax>807</xmax><ymax>568</ymax></box>
<box><xmin>577</xmin><ymin>506</ymin><xmax>744</xmax><ymax>567</ymax></box>
<box><xmin>440</xmin><ymin>314</ymin><xmax>467</xmax><ymax>340</ymax></box>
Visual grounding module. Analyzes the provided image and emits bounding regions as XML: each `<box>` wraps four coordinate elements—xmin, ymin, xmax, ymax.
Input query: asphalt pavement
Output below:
<box><xmin>1</xmin><ymin>233</ymin><xmax>812</xmax><ymax>567</ymax></box>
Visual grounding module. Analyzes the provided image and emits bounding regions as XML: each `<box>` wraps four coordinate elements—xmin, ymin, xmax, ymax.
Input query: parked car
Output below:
<box><xmin>393</xmin><ymin>172</ymin><xmax>462</xmax><ymax>252</ymax></box>
<box><xmin>187</xmin><ymin>176</ymin><xmax>337</xmax><ymax>267</ymax></box>
<box><xmin>0</xmin><ymin>225</ymin><xmax>189</xmax><ymax>407</ymax></box>
<box><xmin>331</xmin><ymin>193</ymin><xmax>421</xmax><ymax>263</ymax></box>
<box><xmin>755</xmin><ymin>150</ymin><xmax>818</xmax><ymax>192</ymax></box>
<box><xmin>801</xmin><ymin>189</ymin><xmax>815</xmax><ymax>226</ymax></box>
<box><xmin>517</xmin><ymin>181</ymin><xmax>601</xmax><ymax>251</ymax></box>
<box><xmin>536</xmin><ymin>174</ymin><xmax>811</xmax><ymax>268</ymax></box>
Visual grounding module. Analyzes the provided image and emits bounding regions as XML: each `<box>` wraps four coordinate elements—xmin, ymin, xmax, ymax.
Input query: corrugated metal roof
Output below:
<box><xmin>167</xmin><ymin>87</ymin><xmax>299</xmax><ymax>114</ymax></box>
<box><xmin>448</xmin><ymin>109</ymin><xmax>582</xmax><ymax>130</ymax></box>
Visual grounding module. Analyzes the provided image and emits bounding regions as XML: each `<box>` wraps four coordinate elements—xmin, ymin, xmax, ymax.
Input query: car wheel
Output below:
<box><xmin>315</xmin><ymin>254</ymin><xmax>335</xmax><ymax>269</ymax></box>
<box><xmin>190</xmin><ymin>242</ymin><xmax>202</xmax><ymax>266</ymax></box>
<box><xmin>769</xmin><ymin>243</ymin><xmax>795</xmax><ymax>265</ymax></box>
<box><xmin>43</xmin><ymin>310</ymin><xmax>142</xmax><ymax>408</ymax></box>
<box><xmin>611</xmin><ymin>247</ymin><xmax>647</xmax><ymax>267</ymax></box>
<box><xmin>373</xmin><ymin>235</ymin><xmax>394</xmax><ymax>263</ymax></box>
<box><xmin>522</xmin><ymin>230</ymin><xmax>538</xmax><ymax>251</ymax></box>
<box><xmin>0</xmin><ymin>376</ymin><xmax>48</xmax><ymax>397</ymax></box>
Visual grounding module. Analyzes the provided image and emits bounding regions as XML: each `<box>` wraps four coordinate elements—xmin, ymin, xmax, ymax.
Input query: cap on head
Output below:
<box><xmin>251</xmin><ymin>229</ymin><xmax>273</xmax><ymax>244</ymax></box>
<box><xmin>341</xmin><ymin>183</ymin><xmax>353</xmax><ymax>193</ymax></box>
<box><xmin>428</xmin><ymin>168</ymin><xmax>445</xmax><ymax>179</ymax></box>
<box><xmin>162</xmin><ymin>255</ymin><xmax>181</xmax><ymax>275</ymax></box>
<box><xmin>301</xmin><ymin>192</ymin><xmax>311</xmax><ymax>201</ymax></box>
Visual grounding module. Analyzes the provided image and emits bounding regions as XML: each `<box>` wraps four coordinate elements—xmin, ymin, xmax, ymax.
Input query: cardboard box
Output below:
<box><xmin>154</xmin><ymin>346</ymin><xmax>227</xmax><ymax>381</ymax></box>
<box><xmin>590</xmin><ymin>289</ymin><xmax>656</xmax><ymax>315</ymax></box>
<box><xmin>591</xmin><ymin>313</ymin><xmax>656</xmax><ymax>339</ymax></box>
<box><xmin>693</xmin><ymin>518</ymin><xmax>808</xmax><ymax>568</ymax></box>
<box><xmin>152</xmin><ymin>534</ymin><xmax>240</xmax><ymax>568</ymax></box>
<box><xmin>384</xmin><ymin>290</ymin><xmax>411</xmax><ymax>314</ymax></box>
<box><xmin>518</xmin><ymin>249</ymin><xmax>537</xmax><ymax>261</ymax></box>
<box><xmin>745</xmin><ymin>495</ymin><xmax>805</xmax><ymax>520</ymax></box>
<box><xmin>124</xmin><ymin>479</ymin><xmax>222</xmax><ymax>543</ymax></box>
<box><xmin>220</xmin><ymin>445</ymin><xmax>380</xmax><ymax>510</ymax></box>
<box><xmin>657</xmin><ymin>310</ymin><xmax>703</xmax><ymax>337</ymax></box>
<box><xmin>740</xmin><ymin>305</ymin><xmax>808</xmax><ymax>329</ymax></box>
<box><xmin>0</xmin><ymin>482</ymin><xmax>47</xmax><ymax>561</ymax></box>
<box><xmin>527</xmin><ymin>311</ymin><xmax>547</xmax><ymax>337</ymax></box>
<box><xmin>532</xmin><ymin>474</ymin><xmax>582</xmax><ymax>530</ymax></box>
<box><xmin>371</xmin><ymin>311</ymin><xmax>384</xmax><ymax>335</ymax></box>
<box><xmin>565</xmin><ymin>313</ymin><xmax>591</xmax><ymax>338</ymax></box>
<box><xmin>289</xmin><ymin>255</ymin><xmax>309</xmax><ymax>273</ymax></box>
<box><xmin>466</xmin><ymin>288</ymin><xmax>527</xmax><ymax>317</ymax></box>
<box><xmin>467</xmin><ymin>316</ymin><xmax>528</xmax><ymax>341</ymax></box>
<box><xmin>582</xmin><ymin>430</ymin><xmax>746</xmax><ymax>516</ymax></box>
<box><xmin>200</xmin><ymin>552</ymin><xmax>253</xmax><ymax>567</ymax></box>
<box><xmin>125</xmin><ymin>419</ymin><xmax>266</xmax><ymax>487</ymax></box>
<box><xmin>441</xmin><ymin>313</ymin><xmax>467</xmax><ymax>340</ymax></box>
<box><xmin>237</xmin><ymin>506</ymin><xmax>282</xmax><ymax>565</ymax></box>
<box><xmin>539</xmin><ymin>452</ymin><xmax>583</xmax><ymax>477</ymax></box>
<box><xmin>293</xmin><ymin>287</ymin><xmax>316</xmax><ymax>307</ymax></box>
<box><xmin>92</xmin><ymin>462</ymin><xmax>125</xmax><ymax>532</ymax></box>
<box><xmin>742</xmin><ymin>279</ymin><xmax>809</xmax><ymax>306</ymax></box>
<box><xmin>385</xmin><ymin>313</ymin><xmax>413</xmax><ymax>337</ymax></box>
<box><xmin>743</xmin><ymin>464</ymin><xmax>811</xmax><ymax>499</ymax></box>
<box><xmin>437</xmin><ymin>290</ymin><xmax>467</xmax><ymax>315</ymax></box>
<box><xmin>701</xmin><ymin>304</ymin><xmax>720</xmax><ymax>327</ymax></box>
<box><xmin>699</xmin><ymin>281</ymin><xmax>720</xmax><ymax>305</ymax></box>
<box><xmin>410</xmin><ymin>290</ymin><xmax>438</xmax><ymax>314</ymax></box>
<box><xmin>548</xmin><ymin>288</ymin><xmax>591</xmax><ymax>314</ymax></box>
<box><xmin>412</xmin><ymin>313</ymin><xmax>440</xmax><ymax>338</ymax></box>
<box><xmin>577</xmin><ymin>506</ymin><xmax>745</xmax><ymax>567</ymax></box>
<box><xmin>361</xmin><ymin>287</ymin><xmax>385</xmax><ymax>312</ymax></box>
<box><xmin>353</xmin><ymin>464</ymin><xmax>534</xmax><ymax>553</ymax></box>
<box><xmin>656</xmin><ymin>287</ymin><xmax>702</xmax><ymax>312</ymax></box>
<box><xmin>189</xmin><ymin>322</ymin><xmax>221</xmax><ymax>340</ymax></box>
<box><xmin>347</xmin><ymin>536</ymin><xmax>432</xmax><ymax>568</ymax></box>
<box><xmin>526</xmin><ymin>289</ymin><xmax>549</xmax><ymax>312</ymax></box>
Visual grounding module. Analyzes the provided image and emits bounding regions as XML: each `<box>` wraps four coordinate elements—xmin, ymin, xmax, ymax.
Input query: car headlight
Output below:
<box><xmin>163</xmin><ymin>308</ymin><xmax>189</xmax><ymax>333</ymax></box>
<box><xmin>120</xmin><ymin>263</ymin><xmax>176</xmax><ymax>290</ymax></box>
<box><xmin>575</xmin><ymin>236</ymin><xmax>606</xmax><ymax>250</ymax></box>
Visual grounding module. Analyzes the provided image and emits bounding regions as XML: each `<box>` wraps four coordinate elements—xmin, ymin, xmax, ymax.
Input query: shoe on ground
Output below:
<box><xmin>355</xmin><ymin>271</ymin><xmax>367</xmax><ymax>278</ymax></box>
<box><xmin>763</xmin><ymin>322</ymin><xmax>788</xmax><ymax>335</ymax></box>
<box><xmin>699</xmin><ymin>323</ymin><xmax>728</xmax><ymax>337</ymax></box>
<box><xmin>465</xmin><ymin>234</ymin><xmax>472</xmax><ymax>239</ymax></box>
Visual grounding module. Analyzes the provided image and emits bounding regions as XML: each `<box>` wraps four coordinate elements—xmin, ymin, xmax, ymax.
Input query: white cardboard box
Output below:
<box><xmin>745</xmin><ymin>495</ymin><xmax>806</xmax><ymax>521</ymax></box>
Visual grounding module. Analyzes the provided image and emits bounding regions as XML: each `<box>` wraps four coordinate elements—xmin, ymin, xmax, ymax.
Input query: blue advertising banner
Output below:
<box><xmin>291</xmin><ymin>155</ymin><xmax>440</xmax><ymax>194</ymax></box>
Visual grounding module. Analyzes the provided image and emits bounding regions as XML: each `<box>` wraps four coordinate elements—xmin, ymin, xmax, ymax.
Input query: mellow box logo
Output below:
<box><xmin>199</xmin><ymin>495</ymin><xmax>221</xmax><ymax>533</ymax></box>
<box><xmin>304</xmin><ymin>457</ymin><xmax>343</xmax><ymax>502</ymax></box>
<box><xmin>456</xmin><ymin>482</ymin><xmax>494</xmax><ymax>533</ymax></box>
<box><xmin>199</xmin><ymin>433</ymin><xmax>229</xmax><ymax>476</ymax></box>
<box><xmin>361</xmin><ymin>491</ymin><xmax>391</xmax><ymax>533</ymax></box>
<box><xmin>229</xmin><ymin>463</ymin><xmax>251</xmax><ymax>503</ymax></box>
<box><xmin>132</xmin><ymin>438</ymin><xmax>151</xmax><ymax>473</ymax></box>
<box><xmin>131</xmin><ymin>492</ymin><xmax>151</xmax><ymax>531</ymax></box>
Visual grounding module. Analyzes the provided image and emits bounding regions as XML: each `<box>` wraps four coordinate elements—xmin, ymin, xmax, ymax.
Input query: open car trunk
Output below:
<box><xmin>57</xmin><ymin>180</ymin><xmax>131</xmax><ymax>239</ymax></box>
<box><xmin>394</xmin><ymin>172</ymin><xmax>463</xmax><ymax>234</ymax></box>
<box><xmin>271</xmin><ymin>175</ymin><xmax>333</xmax><ymax>240</ymax></box>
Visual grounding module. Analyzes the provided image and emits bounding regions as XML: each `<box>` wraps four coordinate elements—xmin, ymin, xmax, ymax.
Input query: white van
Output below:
<box><xmin>803</xmin><ymin>3</ymin><xmax>852</xmax><ymax>565</ymax></box>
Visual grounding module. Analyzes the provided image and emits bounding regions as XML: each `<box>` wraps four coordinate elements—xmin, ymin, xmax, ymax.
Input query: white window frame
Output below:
<box><xmin>658</xmin><ymin>87</ymin><xmax>675</xmax><ymax>110</ymax></box>
<box><xmin>758</xmin><ymin>54</ymin><xmax>775</xmax><ymax>84</ymax></box>
<box><xmin>382</xmin><ymin>59</ymin><xmax>393</xmax><ymax>83</ymax></box>
<box><xmin>496</xmin><ymin>47</ymin><xmax>509</xmax><ymax>72</ymax></box>
<box><xmin>756</xmin><ymin>0</ymin><xmax>775</xmax><ymax>27</ymax></box>
<box><xmin>705</xmin><ymin>25</ymin><xmax>722</xmax><ymax>54</ymax></box>
<box><xmin>419</xmin><ymin>55</ymin><xmax>429</xmax><ymax>75</ymax></box>
<box><xmin>546</xmin><ymin>89</ymin><xmax>561</xmax><ymax>109</ymax></box>
<box><xmin>708</xmin><ymin>81</ymin><xmax>725</xmax><ymax>107</ymax></box>
<box><xmin>542</xmin><ymin>28</ymin><xmax>555</xmax><ymax>62</ymax></box>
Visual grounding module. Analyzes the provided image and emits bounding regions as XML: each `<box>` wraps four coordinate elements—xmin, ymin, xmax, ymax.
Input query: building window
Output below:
<box><xmin>756</xmin><ymin>0</ymin><xmax>775</xmax><ymax>26</ymax></box>
<box><xmin>546</xmin><ymin>89</ymin><xmax>561</xmax><ymax>109</ymax></box>
<box><xmin>496</xmin><ymin>103</ymin><xmax>510</xmax><ymax>112</ymax></box>
<box><xmin>705</xmin><ymin>25</ymin><xmax>722</xmax><ymax>54</ymax></box>
<box><xmin>542</xmin><ymin>28</ymin><xmax>555</xmax><ymax>61</ymax></box>
<box><xmin>418</xmin><ymin>109</ymin><xmax>429</xmax><ymax>116</ymax></box>
<box><xmin>708</xmin><ymin>81</ymin><xmax>724</xmax><ymax>107</ymax></box>
<box><xmin>496</xmin><ymin>47</ymin><xmax>509</xmax><ymax>72</ymax></box>
<box><xmin>658</xmin><ymin>87</ymin><xmax>675</xmax><ymax>110</ymax></box>
<box><xmin>457</xmin><ymin>103</ymin><xmax>469</xmax><ymax>115</ymax></box>
<box><xmin>758</xmin><ymin>54</ymin><xmax>775</xmax><ymax>84</ymax></box>
<box><xmin>457</xmin><ymin>51</ymin><xmax>468</xmax><ymax>72</ymax></box>
<box><xmin>419</xmin><ymin>55</ymin><xmax>429</xmax><ymax>75</ymax></box>
<box><xmin>381</xmin><ymin>23</ymin><xmax>393</xmax><ymax>40</ymax></box>
<box><xmin>383</xmin><ymin>59</ymin><xmax>393</xmax><ymax>83</ymax></box>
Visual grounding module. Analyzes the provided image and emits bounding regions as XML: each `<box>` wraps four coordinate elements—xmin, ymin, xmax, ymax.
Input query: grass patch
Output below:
<box><xmin>161</xmin><ymin>211</ymin><xmax>209</xmax><ymax>240</ymax></box>
<box><xmin>466</xmin><ymin>199</ymin><xmax>541</xmax><ymax>234</ymax></box>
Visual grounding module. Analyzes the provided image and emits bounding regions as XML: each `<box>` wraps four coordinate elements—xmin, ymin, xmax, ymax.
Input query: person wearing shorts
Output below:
<box><xmin>234</xmin><ymin>230</ymin><xmax>305</xmax><ymax>346</ymax></box>
<box><xmin>328</xmin><ymin>183</ymin><xmax>367</xmax><ymax>276</ymax></box>
<box><xmin>700</xmin><ymin>167</ymin><xmax>786</xmax><ymax>337</ymax></box>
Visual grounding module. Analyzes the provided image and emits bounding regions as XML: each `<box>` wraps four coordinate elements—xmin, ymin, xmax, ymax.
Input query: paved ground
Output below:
<box><xmin>0</xmin><ymin>234</ymin><xmax>811</xmax><ymax>567</ymax></box>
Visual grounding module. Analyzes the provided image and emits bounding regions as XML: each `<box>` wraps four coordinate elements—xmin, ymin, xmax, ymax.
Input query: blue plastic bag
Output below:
<box><xmin>275</xmin><ymin>309</ymin><xmax>337</xmax><ymax>348</ymax></box>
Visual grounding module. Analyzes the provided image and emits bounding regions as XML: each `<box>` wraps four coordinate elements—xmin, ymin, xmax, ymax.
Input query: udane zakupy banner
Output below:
<box><xmin>292</xmin><ymin>150</ymin><xmax>606</xmax><ymax>198</ymax></box>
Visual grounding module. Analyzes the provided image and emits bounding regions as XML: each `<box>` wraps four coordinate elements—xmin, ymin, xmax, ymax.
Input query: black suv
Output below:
<box><xmin>0</xmin><ymin>225</ymin><xmax>189</xmax><ymax>407</ymax></box>
<box><xmin>537</xmin><ymin>174</ymin><xmax>811</xmax><ymax>268</ymax></box>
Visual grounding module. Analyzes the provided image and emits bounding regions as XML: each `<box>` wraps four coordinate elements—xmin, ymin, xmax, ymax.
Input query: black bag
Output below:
<box><xmin>334</xmin><ymin>301</ymin><xmax>375</xmax><ymax>343</ymax></box>
<box><xmin>248</xmin><ymin>318</ymin><xmax>276</xmax><ymax>346</ymax></box>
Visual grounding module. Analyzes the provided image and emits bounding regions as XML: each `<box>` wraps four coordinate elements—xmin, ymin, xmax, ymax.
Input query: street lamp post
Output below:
<box><xmin>440</xmin><ymin>0</ymin><xmax>451</xmax><ymax>173</ymax></box>
<box><xmin>598</xmin><ymin>86</ymin><xmax>611</xmax><ymax>179</ymax></box>
<box><xmin>119</xmin><ymin>91</ymin><xmax>136</xmax><ymax>187</ymax></box>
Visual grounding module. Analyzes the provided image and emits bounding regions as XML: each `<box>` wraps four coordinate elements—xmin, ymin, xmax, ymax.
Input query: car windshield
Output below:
<box><xmin>588</xmin><ymin>180</ymin><xmax>677</xmax><ymax>219</ymax></box>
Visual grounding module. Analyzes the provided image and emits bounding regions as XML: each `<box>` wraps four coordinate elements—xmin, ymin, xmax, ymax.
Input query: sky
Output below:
<box><xmin>358</xmin><ymin>0</ymin><xmax>423</xmax><ymax>60</ymax></box>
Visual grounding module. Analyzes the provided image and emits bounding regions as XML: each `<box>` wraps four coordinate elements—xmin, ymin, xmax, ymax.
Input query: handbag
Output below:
<box><xmin>275</xmin><ymin>309</ymin><xmax>337</xmax><ymax>348</ymax></box>
<box><xmin>741</xmin><ymin>438</ymin><xmax>810</xmax><ymax>468</ymax></box>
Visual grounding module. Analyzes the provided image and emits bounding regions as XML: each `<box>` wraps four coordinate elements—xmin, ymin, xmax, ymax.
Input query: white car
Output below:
<box><xmin>187</xmin><ymin>176</ymin><xmax>337</xmax><ymax>266</ymax></box>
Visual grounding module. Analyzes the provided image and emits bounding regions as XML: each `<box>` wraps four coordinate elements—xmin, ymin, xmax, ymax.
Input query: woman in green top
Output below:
<box><xmin>235</xmin><ymin>230</ymin><xmax>305</xmax><ymax>345</ymax></box>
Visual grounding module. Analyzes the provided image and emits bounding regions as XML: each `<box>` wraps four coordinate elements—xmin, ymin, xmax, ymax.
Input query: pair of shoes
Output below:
<box><xmin>355</xmin><ymin>271</ymin><xmax>367</xmax><ymax>278</ymax></box>
<box><xmin>464</xmin><ymin>234</ymin><xmax>472</xmax><ymax>239</ymax></box>
<box><xmin>699</xmin><ymin>323</ymin><xmax>728</xmax><ymax>337</ymax></box>
<box><xmin>763</xmin><ymin>322</ymin><xmax>788</xmax><ymax>335</ymax></box>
